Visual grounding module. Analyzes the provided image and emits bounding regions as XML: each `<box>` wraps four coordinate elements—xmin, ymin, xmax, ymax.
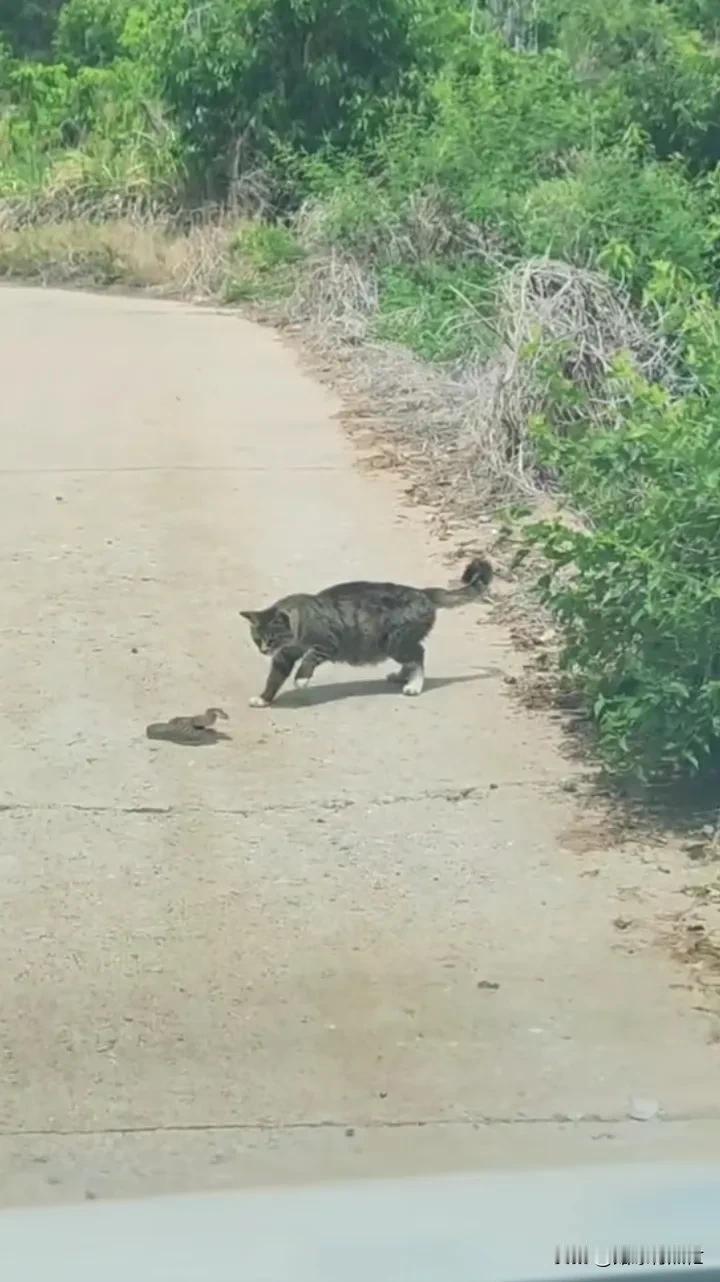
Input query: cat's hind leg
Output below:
<box><xmin>388</xmin><ymin>641</ymin><xmax>425</xmax><ymax>697</ymax></box>
<box><xmin>386</xmin><ymin>665</ymin><xmax>410</xmax><ymax>686</ymax></box>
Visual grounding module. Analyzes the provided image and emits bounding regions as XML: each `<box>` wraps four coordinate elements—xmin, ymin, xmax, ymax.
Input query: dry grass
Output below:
<box><xmin>163</xmin><ymin>220</ymin><xmax>236</xmax><ymax>297</ymax></box>
<box><xmin>0</xmin><ymin>177</ymin><xmax>175</xmax><ymax>234</ymax></box>
<box><xmin>294</xmin><ymin>185</ymin><xmax>507</xmax><ymax>271</ymax></box>
<box><xmin>272</xmin><ymin>252</ymin><xmax>509</xmax><ymax>522</ymax></box>
<box><xmin>0</xmin><ymin>215</ymin><xmax>236</xmax><ymax>294</ymax></box>
<box><xmin>488</xmin><ymin>259</ymin><xmax>676</xmax><ymax>471</ymax></box>
<box><xmin>263</xmin><ymin>249</ymin><xmax>673</xmax><ymax>523</ymax></box>
<box><xmin>282</xmin><ymin>192</ymin><xmax>674</xmax><ymax>514</ymax></box>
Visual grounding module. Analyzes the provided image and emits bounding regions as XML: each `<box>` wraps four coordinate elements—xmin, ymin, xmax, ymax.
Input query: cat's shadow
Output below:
<box><xmin>276</xmin><ymin>667</ymin><xmax>503</xmax><ymax>709</ymax></box>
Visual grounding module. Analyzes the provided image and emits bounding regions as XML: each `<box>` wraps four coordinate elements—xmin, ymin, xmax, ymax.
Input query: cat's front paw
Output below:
<box><xmin>294</xmin><ymin>676</ymin><xmax>310</xmax><ymax>689</ymax></box>
<box><xmin>249</xmin><ymin>695</ymin><xmax>269</xmax><ymax>709</ymax></box>
<box><xmin>402</xmin><ymin>676</ymin><xmax>424</xmax><ymax>697</ymax></box>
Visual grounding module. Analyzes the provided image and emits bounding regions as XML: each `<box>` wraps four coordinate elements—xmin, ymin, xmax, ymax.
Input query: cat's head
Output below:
<box><xmin>239</xmin><ymin>606</ymin><xmax>296</xmax><ymax>655</ymax></box>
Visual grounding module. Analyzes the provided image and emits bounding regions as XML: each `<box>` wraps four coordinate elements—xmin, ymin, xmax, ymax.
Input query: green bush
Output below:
<box><xmin>538</xmin><ymin>0</ymin><xmax>720</xmax><ymax>171</ymax></box>
<box><xmin>123</xmin><ymin>0</ymin><xmax>443</xmax><ymax>195</ymax></box>
<box><xmin>0</xmin><ymin>0</ymin><xmax>64</xmax><ymax>58</ymax></box>
<box><xmin>368</xmin><ymin>40</ymin><xmax>597</xmax><ymax>227</ymax></box>
<box><xmin>0</xmin><ymin>53</ymin><xmax>180</xmax><ymax>204</ymax></box>
<box><xmin>287</xmin><ymin>38</ymin><xmax>599</xmax><ymax>265</ymax></box>
<box><xmin>528</xmin><ymin>326</ymin><xmax>720</xmax><ymax>779</ymax></box>
<box><xmin>517</xmin><ymin>144</ymin><xmax>711</xmax><ymax>295</ymax></box>
<box><xmin>374</xmin><ymin>261</ymin><xmax>497</xmax><ymax>361</ymax></box>
<box><xmin>232</xmin><ymin>222</ymin><xmax>303</xmax><ymax>271</ymax></box>
<box><xmin>54</xmin><ymin>0</ymin><xmax>140</xmax><ymax>70</ymax></box>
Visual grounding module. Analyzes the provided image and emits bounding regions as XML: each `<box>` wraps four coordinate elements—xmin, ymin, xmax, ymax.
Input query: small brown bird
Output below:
<box><xmin>145</xmin><ymin>707</ymin><xmax>230</xmax><ymax>745</ymax></box>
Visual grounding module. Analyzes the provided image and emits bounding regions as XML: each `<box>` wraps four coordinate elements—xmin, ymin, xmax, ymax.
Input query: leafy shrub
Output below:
<box><xmin>528</xmin><ymin>339</ymin><xmax>720</xmax><ymax>778</ymax></box>
<box><xmin>232</xmin><ymin>222</ymin><xmax>303</xmax><ymax>271</ymax></box>
<box><xmin>517</xmin><ymin>144</ymin><xmax>711</xmax><ymax>296</ymax></box>
<box><xmin>289</xmin><ymin>38</ymin><xmax>599</xmax><ymax>265</ymax></box>
<box><xmin>0</xmin><ymin>50</ymin><xmax>180</xmax><ymax>207</ymax></box>
<box><xmin>221</xmin><ymin>222</ymin><xmax>303</xmax><ymax>302</ymax></box>
<box><xmin>0</xmin><ymin>57</ymin><xmax>76</xmax><ymax>151</ymax></box>
<box><xmin>538</xmin><ymin>0</ymin><xmax>720</xmax><ymax>171</ymax></box>
<box><xmin>123</xmin><ymin>0</ymin><xmax>442</xmax><ymax>195</ymax></box>
<box><xmin>0</xmin><ymin>0</ymin><xmax>64</xmax><ymax>58</ymax></box>
<box><xmin>374</xmin><ymin>261</ymin><xmax>497</xmax><ymax>361</ymax></box>
<box><xmin>370</xmin><ymin>40</ymin><xmax>596</xmax><ymax>227</ymax></box>
<box><xmin>54</xmin><ymin>0</ymin><xmax>139</xmax><ymax>70</ymax></box>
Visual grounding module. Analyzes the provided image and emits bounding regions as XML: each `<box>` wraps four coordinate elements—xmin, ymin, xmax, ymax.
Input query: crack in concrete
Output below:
<box><xmin>0</xmin><ymin>779</ymin><xmax>575</xmax><ymax>821</ymax></box>
<box><xmin>0</xmin><ymin>1112</ymin><xmax>718</xmax><ymax>1139</ymax></box>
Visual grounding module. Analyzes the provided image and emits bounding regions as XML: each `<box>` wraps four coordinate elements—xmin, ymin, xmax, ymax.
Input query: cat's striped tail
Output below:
<box><xmin>423</xmin><ymin>557</ymin><xmax>493</xmax><ymax>608</ymax></box>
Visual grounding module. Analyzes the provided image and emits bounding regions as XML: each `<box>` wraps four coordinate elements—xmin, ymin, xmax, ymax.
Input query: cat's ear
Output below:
<box><xmin>239</xmin><ymin>610</ymin><xmax>259</xmax><ymax>625</ymax></box>
<box><xmin>277</xmin><ymin>606</ymin><xmax>299</xmax><ymax>637</ymax></box>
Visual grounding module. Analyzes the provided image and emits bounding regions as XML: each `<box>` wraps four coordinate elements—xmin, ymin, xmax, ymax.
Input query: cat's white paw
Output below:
<box><xmin>402</xmin><ymin>674</ymin><xmax>424</xmax><ymax>697</ymax></box>
<box><xmin>249</xmin><ymin>695</ymin><xmax>269</xmax><ymax>709</ymax></box>
<box><xmin>294</xmin><ymin>676</ymin><xmax>310</xmax><ymax>689</ymax></box>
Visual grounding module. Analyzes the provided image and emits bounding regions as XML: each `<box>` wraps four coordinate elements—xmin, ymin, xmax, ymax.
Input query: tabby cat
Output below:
<box><xmin>240</xmin><ymin>557</ymin><xmax>492</xmax><ymax>707</ymax></box>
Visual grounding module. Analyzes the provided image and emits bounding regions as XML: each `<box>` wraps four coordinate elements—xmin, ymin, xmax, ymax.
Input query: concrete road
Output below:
<box><xmin>1</xmin><ymin>286</ymin><xmax>719</xmax><ymax>1206</ymax></box>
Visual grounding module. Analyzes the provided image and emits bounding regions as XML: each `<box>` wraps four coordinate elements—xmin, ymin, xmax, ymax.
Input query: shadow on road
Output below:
<box><xmin>276</xmin><ymin>667</ymin><xmax>504</xmax><ymax>708</ymax></box>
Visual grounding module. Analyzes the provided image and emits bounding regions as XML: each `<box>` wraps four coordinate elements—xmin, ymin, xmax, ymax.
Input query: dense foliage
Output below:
<box><xmin>527</xmin><ymin>329</ymin><xmax>720</xmax><ymax>778</ymax></box>
<box><xmin>0</xmin><ymin>0</ymin><xmax>64</xmax><ymax>57</ymax></box>
<box><xmin>3</xmin><ymin>0</ymin><xmax>720</xmax><ymax>777</ymax></box>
